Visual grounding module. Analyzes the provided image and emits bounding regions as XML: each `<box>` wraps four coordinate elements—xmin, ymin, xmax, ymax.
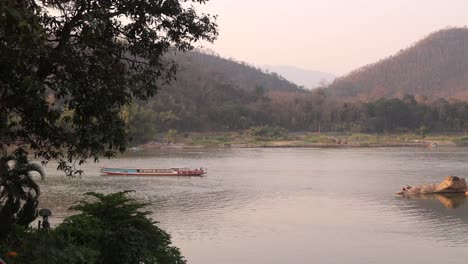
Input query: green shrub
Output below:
<box><xmin>15</xmin><ymin>230</ymin><xmax>98</xmax><ymax>264</ymax></box>
<box><xmin>56</xmin><ymin>191</ymin><xmax>186</xmax><ymax>264</ymax></box>
<box><xmin>347</xmin><ymin>134</ymin><xmax>375</xmax><ymax>142</ymax></box>
<box><xmin>418</xmin><ymin>126</ymin><xmax>429</xmax><ymax>137</ymax></box>
<box><xmin>4</xmin><ymin>191</ymin><xmax>186</xmax><ymax>264</ymax></box>
<box><xmin>454</xmin><ymin>136</ymin><xmax>468</xmax><ymax>146</ymax></box>
<box><xmin>214</xmin><ymin>135</ymin><xmax>230</xmax><ymax>143</ymax></box>
<box><xmin>165</xmin><ymin>129</ymin><xmax>179</xmax><ymax>143</ymax></box>
<box><xmin>304</xmin><ymin>135</ymin><xmax>331</xmax><ymax>143</ymax></box>
<box><xmin>247</xmin><ymin>126</ymin><xmax>288</xmax><ymax>139</ymax></box>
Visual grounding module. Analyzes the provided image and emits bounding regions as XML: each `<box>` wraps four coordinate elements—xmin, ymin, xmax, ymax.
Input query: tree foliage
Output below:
<box><xmin>247</xmin><ymin>126</ymin><xmax>287</xmax><ymax>140</ymax></box>
<box><xmin>0</xmin><ymin>0</ymin><xmax>217</xmax><ymax>174</ymax></box>
<box><xmin>122</xmin><ymin>104</ymin><xmax>158</xmax><ymax>144</ymax></box>
<box><xmin>55</xmin><ymin>191</ymin><xmax>186</xmax><ymax>264</ymax></box>
<box><xmin>0</xmin><ymin>0</ymin><xmax>216</xmax><ymax>258</ymax></box>
<box><xmin>0</xmin><ymin>148</ymin><xmax>45</xmax><ymax>241</ymax></box>
<box><xmin>130</xmin><ymin>85</ymin><xmax>468</xmax><ymax>139</ymax></box>
<box><xmin>4</xmin><ymin>191</ymin><xmax>185</xmax><ymax>264</ymax></box>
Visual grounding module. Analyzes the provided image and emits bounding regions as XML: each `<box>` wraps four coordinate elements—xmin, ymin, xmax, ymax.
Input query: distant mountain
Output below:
<box><xmin>263</xmin><ymin>65</ymin><xmax>335</xmax><ymax>89</ymax></box>
<box><xmin>326</xmin><ymin>27</ymin><xmax>468</xmax><ymax>101</ymax></box>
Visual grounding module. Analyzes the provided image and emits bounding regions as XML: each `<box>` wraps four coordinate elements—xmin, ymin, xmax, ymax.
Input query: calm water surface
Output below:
<box><xmin>38</xmin><ymin>147</ymin><xmax>468</xmax><ymax>264</ymax></box>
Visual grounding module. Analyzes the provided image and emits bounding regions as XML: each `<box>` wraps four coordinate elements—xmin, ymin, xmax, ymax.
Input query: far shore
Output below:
<box><xmin>132</xmin><ymin>132</ymin><xmax>467</xmax><ymax>151</ymax></box>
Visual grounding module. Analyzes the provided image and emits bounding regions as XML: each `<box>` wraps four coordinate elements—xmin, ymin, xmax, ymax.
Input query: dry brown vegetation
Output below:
<box><xmin>327</xmin><ymin>27</ymin><xmax>468</xmax><ymax>101</ymax></box>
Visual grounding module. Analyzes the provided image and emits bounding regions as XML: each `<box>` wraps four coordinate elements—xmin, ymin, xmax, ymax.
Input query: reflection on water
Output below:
<box><xmin>37</xmin><ymin>147</ymin><xmax>468</xmax><ymax>264</ymax></box>
<box><xmin>400</xmin><ymin>193</ymin><xmax>467</xmax><ymax>209</ymax></box>
<box><xmin>394</xmin><ymin>193</ymin><xmax>468</xmax><ymax>247</ymax></box>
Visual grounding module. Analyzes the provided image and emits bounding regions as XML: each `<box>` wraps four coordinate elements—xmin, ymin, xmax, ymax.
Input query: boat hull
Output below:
<box><xmin>100</xmin><ymin>167</ymin><xmax>206</xmax><ymax>177</ymax></box>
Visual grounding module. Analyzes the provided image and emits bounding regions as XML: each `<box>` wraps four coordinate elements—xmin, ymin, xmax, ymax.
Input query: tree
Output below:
<box><xmin>310</xmin><ymin>89</ymin><xmax>327</xmax><ymax>133</ymax></box>
<box><xmin>11</xmin><ymin>191</ymin><xmax>185</xmax><ymax>263</ymax></box>
<box><xmin>0</xmin><ymin>149</ymin><xmax>45</xmax><ymax>240</ymax></box>
<box><xmin>57</xmin><ymin>191</ymin><xmax>186</xmax><ymax>264</ymax></box>
<box><xmin>0</xmin><ymin>0</ymin><xmax>217</xmax><ymax>246</ymax></box>
<box><xmin>0</xmin><ymin>0</ymin><xmax>218</xmax><ymax>174</ymax></box>
<box><xmin>165</xmin><ymin>129</ymin><xmax>178</xmax><ymax>143</ymax></box>
<box><xmin>122</xmin><ymin>104</ymin><xmax>158</xmax><ymax>145</ymax></box>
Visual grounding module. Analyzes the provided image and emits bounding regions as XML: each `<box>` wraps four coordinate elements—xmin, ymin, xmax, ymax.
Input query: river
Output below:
<box><xmin>38</xmin><ymin>147</ymin><xmax>468</xmax><ymax>264</ymax></box>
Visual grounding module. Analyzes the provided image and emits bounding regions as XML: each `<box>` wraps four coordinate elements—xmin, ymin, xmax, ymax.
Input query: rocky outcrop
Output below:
<box><xmin>396</xmin><ymin>176</ymin><xmax>468</xmax><ymax>195</ymax></box>
<box><xmin>435</xmin><ymin>176</ymin><xmax>467</xmax><ymax>193</ymax></box>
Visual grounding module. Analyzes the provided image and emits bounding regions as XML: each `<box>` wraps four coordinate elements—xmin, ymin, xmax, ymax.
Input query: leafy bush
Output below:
<box><xmin>165</xmin><ymin>129</ymin><xmax>179</xmax><ymax>143</ymax></box>
<box><xmin>247</xmin><ymin>126</ymin><xmax>288</xmax><ymax>139</ymax></box>
<box><xmin>56</xmin><ymin>191</ymin><xmax>186</xmax><ymax>264</ymax></box>
<box><xmin>347</xmin><ymin>134</ymin><xmax>375</xmax><ymax>142</ymax></box>
<box><xmin>14</xmin><ymin>230</ymin><xmax>99</xmax><ymax>264</ymax></box>
<box><xmin>3</xmin><ymin>191</ymin><xmax>186</xmax><ymax>264</ymax></box>
<box><xmin>305</xmin><ymin>135</ymin><xmax>332</xmax><ymax>143</ymax></box>
<box><xmin>454</xmin><ymin>136</ymin><xmax>468</xmax><ymax>146</ymax></box>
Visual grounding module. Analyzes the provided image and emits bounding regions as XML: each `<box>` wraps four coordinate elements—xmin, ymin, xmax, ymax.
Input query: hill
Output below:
<box><xmin>263</xmin><ymin>65</ymin><xmax>335</xmax><ymax>89</ymax></box>
<box><xmin>326</xmin><ymin>28</ymin><xmax>468</xmax><ymax>101</ymax></box>
<box><xmin>170</xmin><ymin>50</ymin><xmax>302</xmax><ymax>92</ymax></box>
<box><xmin>126</xmin><ymin>49</ymin><xmax>468</xmax><ymax>142</ymax></box>
<box><xmin>126</xmin><ymin>50</ymin><xmax>305</xmax><ymax>138</ymax></box>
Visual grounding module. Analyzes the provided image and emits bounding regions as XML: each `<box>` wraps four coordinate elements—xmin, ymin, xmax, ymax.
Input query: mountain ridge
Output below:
<box><xmin>326</xmin><ymin>27</ymin><xmax>468</xmax><ymax>101</ymax></box>
<box><xmin>168</xmin><ymin>50</ymin><xmax>303</xmax><ymax>93</ymax></box>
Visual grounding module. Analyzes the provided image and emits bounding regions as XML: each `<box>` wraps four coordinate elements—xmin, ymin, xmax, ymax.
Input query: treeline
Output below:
<box><xmin>127</xmin><ymin>90</ymin><xmax>468</xmax><ymax>143</ymax></box>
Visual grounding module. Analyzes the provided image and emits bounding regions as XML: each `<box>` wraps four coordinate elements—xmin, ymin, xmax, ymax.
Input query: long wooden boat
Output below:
<box><xmin>100</xmin><ymin>167</ymin><xmax>206</xmax><ymax>176</ymax></box>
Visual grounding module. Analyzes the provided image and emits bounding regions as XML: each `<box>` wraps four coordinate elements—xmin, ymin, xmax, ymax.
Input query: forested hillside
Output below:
<box><xmin>171</xmin><ymin>50</ymin><xmax>301</xmax><ymax>92</ymax></box>
<box><xmin>126</xmin><ymin>51</ymin><xmax>303</xmax><ymax>138</ymax></box>
<box><xmin>126</xmin><ymin>38</ymin><xmax>468</xmax><ymax>144</ymax></box>
<box><xmin>327</xmin><ymin>28</ymin><xmax>468</xmax><ymax>100</ymax></box>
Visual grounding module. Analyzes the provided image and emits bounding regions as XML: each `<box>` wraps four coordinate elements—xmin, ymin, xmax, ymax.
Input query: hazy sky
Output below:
<box><xmin>198</xmin><ymin>0</ymin><xmax>468</xmax><ymax>76</ymax></box>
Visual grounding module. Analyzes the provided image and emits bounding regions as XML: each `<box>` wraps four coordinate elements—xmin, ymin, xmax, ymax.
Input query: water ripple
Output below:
<box><xmin>36</xmin><ymin>147</ymin><xmax>468</xmax><ymax>264</ymax></box>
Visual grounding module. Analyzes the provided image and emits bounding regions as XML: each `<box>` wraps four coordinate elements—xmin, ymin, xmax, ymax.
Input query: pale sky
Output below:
<box><xmin>198</xmin><ymin>0</ymin><xmax>468</xmax><ymax>76</ymax></box>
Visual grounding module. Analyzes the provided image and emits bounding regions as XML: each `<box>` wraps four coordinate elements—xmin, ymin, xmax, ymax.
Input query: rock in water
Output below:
<box><xmin>435</xmin><ymin>176</ymin><xmax>467</xmax><ymax>193</ymax></box>
<box><xmin>397</xmin><ymin>176</ymin><xmax>467</xmax><ymax>195</ymax></box>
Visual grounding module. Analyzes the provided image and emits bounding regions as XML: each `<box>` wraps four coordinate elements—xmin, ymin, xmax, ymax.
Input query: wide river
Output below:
<box><xmin>38</xmin><ymin>147</ymin><xmax>468</xmax><ymax>264</ymax></box>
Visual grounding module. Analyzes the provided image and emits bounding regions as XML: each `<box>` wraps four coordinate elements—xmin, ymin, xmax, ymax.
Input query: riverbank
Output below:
<box><xmin>136</xmin><ymin>132</ymin><xmax>468</xmax><ymax>150</ymax></box>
